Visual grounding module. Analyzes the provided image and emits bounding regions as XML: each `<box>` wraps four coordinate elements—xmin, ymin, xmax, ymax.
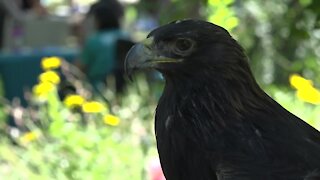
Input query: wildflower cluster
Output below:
<box><xmin>24</xmin><ymin>57</ymin><xmax>122</xmax><ymax>145</ymax></box>
<box><xmin>63</xmin><ymin>94</ymin><xmax>120</xmax><ymax>126</ymax></box>
<box><xmin>38</xmin><ymin>57</ymin><xmax>120</xmax><ymax>125</ymax></box>
<box><xmin>289</xmin><ymin>74</ymin><xmax>320</xmax><ymax>105</ymax></box>
<box><xmin>32</xmin><ymin>57</ymin><xmax>61</xmax><ymax>99</ymax></box>
<box><xmin>0</xmin><ymin>56</ymin><xmax>162</xmax><ymax>179</ymax></box>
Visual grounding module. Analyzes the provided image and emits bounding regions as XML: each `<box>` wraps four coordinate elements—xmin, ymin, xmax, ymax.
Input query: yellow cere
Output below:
<box><xmin>39</xmin><ymin>70</ymin><xmax>60</xmax><ymax>84</ymax></box>
<box><xmin>32</xmin><ymin>82</ymin><xmax>55</xmax><ymax>97</ymax></box>
<box><xmin>19</xmin><ymin>131</ymin><xmax>40</xmax><ymax>144</ymax></box>
<box><xmin>289</xmin><ymin>74</ymin><xmax>320</xmax><ymax>105</ymax></box>
<box><xmin>82</xmin><ymin>101</ymin><xmax>105</xmax><ymax>113</ymax></box>
<box><xmin>41</xmin><ymin>56</ymin><xmax>62</xmax><ymax>70</ymax></box>
<box><xmin>63</xmin><ymin>94</ymin><xmax>85</xmax><ymax>108</ymax></box>
<box><xmin>103</xmin><ymin>114</ymin><xmax>120</xmax><ymax>126</ymax></box>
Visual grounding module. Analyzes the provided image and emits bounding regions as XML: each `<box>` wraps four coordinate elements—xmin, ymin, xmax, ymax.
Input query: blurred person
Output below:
<box><xmin>76</xmin><ymin>1</ymin><xmax>132</xmax><ymax>93</ymax></box>
<box><xmin>79</xmin><ymin>0</ymin><xmax>124</xmax><ymax>45</ymax></box>
<box><xmin>21</xmin><ymin>0</ymin><xmax>47</xmax><ymax>17</ymax></box>
<box><xmin>0</xmin><ymin>0</ymin><xmax>25</xmax><ymax>49</ymax></box>
<box><xmin>87</xmin><ymin>0</ymin><xmax>124</xmax><ymax>19</ymax></box>
<box><xmin>0</xmin><ymin>0</ymin><xmax>47</xmax><ymax>50</ymax></box>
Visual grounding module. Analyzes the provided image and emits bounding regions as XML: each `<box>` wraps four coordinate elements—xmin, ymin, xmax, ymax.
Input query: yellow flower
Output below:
<box><xmin>33</xmin><ymin>82</ymin><xmax>55</xmax><ymax>97</ymax></box>
<box><xmin>296</xmin><ymin>86</ymin><xmax>320</xmax><ymax>105</ymax></box>
<box><xmin>39</xmin><ymin>71</ymin><xmax>60</xmax><ymax>84</ymax></box>
<box><xmin>19</xmin><ymin>131</ymin><xmax>40</xmax><ymax>144</ymax></box>
<box><xmin>103</xmin><ymin>114</ymin><xmax>120</xmax><ymax>126</ymax></box>
<box><xmin>63</xmin><ymin>94</ymin><xmax>85</xmax><ymax>108</ymax></box>
<box><xmin>41</xmin><ymin>57</ymin><xmax>62</xmax><ymax>70</ymax></box>
<box><xmin>289</xmin><ymin>74</ymin><xmax>320</xmax><ymax>104</ymax></box>
<box><xmin>82</xmin><ymin>101</ymin><xmax>105</xmax><ymax>113</ymax></box>
<box><xmin>289</xmin><ymin>74</ymin><xmax>313</xmax><ymax>90</ymax></box>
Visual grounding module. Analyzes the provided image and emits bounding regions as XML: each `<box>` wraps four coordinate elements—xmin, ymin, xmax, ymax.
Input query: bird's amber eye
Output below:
<box><xmin>174</xmin><ymin>38</ymin><xmax>193</xmax><ymax>54</ymax></box>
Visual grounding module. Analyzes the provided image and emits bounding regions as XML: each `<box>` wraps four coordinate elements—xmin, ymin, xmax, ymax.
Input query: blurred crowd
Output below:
<box><xmin>0</xmin><ymin>0</ymin><xmax>160</xmax><ymax>93</ymax></box>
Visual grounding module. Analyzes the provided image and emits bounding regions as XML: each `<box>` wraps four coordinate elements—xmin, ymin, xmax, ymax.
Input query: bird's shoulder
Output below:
<box><xmin>156</xmin><ymin>90</ymin><xmax>320</xmax><ymax>179</ymax></box>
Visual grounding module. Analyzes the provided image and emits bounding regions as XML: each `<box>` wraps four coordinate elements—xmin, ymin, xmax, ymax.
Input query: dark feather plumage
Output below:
<box><xmin>125</xmin><ymin>19</ymin><xmax>320</xmax><ymax>180</ymax></box>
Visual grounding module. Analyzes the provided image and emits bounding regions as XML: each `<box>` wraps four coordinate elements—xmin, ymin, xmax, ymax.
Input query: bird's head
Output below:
<box><xmin>126</xmin><ymin>20</ymin><xmax>268</xmax><ymax>125</ymax></box>
<box><xmin>125</xmin><ymin>19</ymin><xmax>253</xmax><ymax>83</ymax></box>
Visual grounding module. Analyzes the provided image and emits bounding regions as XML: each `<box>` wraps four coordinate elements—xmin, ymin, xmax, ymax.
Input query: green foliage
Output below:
<box><xmin>0</xmin><ymin>71</ymin><xmax>158</xmax><ymax>179</ymax></box>
<box><xmin>266</xmin><ymin>86</ymin><xmax>320</xmax><ymax>130</ymax></box>
<box><xmin>207</xmin><ymin>0</ymin><xmax>239</xmax><ymax>31</ymax></box>
<box><xmin>0</xmin><ymin>128</ymin><xmax>144</xmax><ymax>180</ymax></box>
<box><xmin>233</xmin><ymin>0</ymin><xmax>320</xmax><ymax>85</ymax></box>
<box><xmin>134</xmin><ymin>0</ymin><xmax>319</xmax><ymax>86</ymax></box>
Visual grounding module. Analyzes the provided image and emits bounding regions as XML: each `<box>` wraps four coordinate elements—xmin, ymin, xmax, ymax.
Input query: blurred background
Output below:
<box><xmin>0</xmin><ymin>0</ymin><xmax>319</xmax><ymax>179</ymax></box>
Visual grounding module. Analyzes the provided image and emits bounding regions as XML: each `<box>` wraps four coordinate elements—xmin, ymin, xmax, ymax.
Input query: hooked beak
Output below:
<box><xmin>124</xmin><ymin>38</ymin><xmax>182</xmax><ymax>80</ymax></box>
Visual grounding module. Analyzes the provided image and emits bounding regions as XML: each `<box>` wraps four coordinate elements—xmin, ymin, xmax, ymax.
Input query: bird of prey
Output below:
<box><xmin>125</xmin><ymin>19</ymin><xmax>320</xmax><ymax>180</ymax></box>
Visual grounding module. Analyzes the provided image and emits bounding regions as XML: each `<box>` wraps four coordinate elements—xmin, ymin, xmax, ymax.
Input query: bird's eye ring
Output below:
<box><xmin>174</xmin><ymin>38</ymin><xmax>193</xmax><ymax>53</ymax></box>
